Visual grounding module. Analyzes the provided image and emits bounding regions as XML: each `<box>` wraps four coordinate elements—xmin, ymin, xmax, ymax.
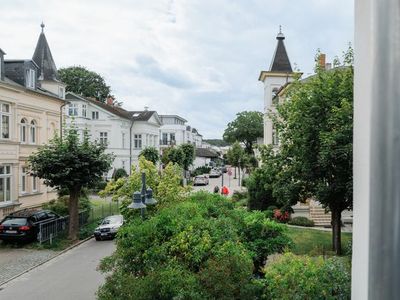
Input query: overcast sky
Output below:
<box><xmin>0</xmin><ymin>0</ymin><xmax>353</xmax><ymax>139</ymax></box>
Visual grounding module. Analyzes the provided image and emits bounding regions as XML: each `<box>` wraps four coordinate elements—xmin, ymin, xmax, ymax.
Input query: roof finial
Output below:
<box><xmin>277</xmin><ymin>25</ymin><xmax>285</xmax><ymax>40</ymax></box>
<box><xmin>40</xmin><ymin>22</ymin><xmax>45</xmax><ymax>33</ymax></box>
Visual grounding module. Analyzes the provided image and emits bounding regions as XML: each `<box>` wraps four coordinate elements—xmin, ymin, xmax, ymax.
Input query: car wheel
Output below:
<box><xmin>95</xmin><ymin>237</ymin><xmax>102</xmax><ymax>241</ymax></box>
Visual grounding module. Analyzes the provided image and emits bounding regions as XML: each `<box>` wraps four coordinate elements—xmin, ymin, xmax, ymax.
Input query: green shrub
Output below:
<box><xmin>239</xmin><ymin>210</ymin><xmax>292</xmax><ymax>274</ymax></box>
<box><xmin>247</xmin><ymin>168</ymin><xmax>278</xmax><ymax>211</ymax></box>
<box><xmin>192</xmin><ymin>166</ymin><xmax>211</xmax><ymax>177</ymax></box>
<box><xmin>263</xmin><ymin>253</ymin><xmax>351</xmax><ymax>300</ymax></box>
<box><xmin>231</xmin><ymin>190</ymin><xmax>248</xmax><ymax>202</ymax></box>
<box><xmin>113</xmin><ymin>168</ymin><xmax>128</xmax><ymax>180</ymax></box>
<box><xmin>288</xmin><ymin>216</ymin><xmax>315</xmax><ymax>227</ymax></box>
<box><xmin>42</xmin><ymin>195</ymin><xmax>92</xmax><ymax>216</ymax></box>
<box><xmin>139</xmin><ymin>147</ymin><xmax>160</xmax><ymax>165</ymax></box>
<box><xmin>98</xmin><ymin>192</ymin><xmax>291</xmax><ymax>299</ymax></box>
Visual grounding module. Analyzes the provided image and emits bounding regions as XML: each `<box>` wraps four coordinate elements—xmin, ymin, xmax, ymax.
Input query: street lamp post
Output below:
<box><xmin>128</xmin><ymin>172</ymin><xmax>157</xmax><ymax>218</ymax></box>
<box><xmin>238</xmin><ymin>159</ymin><xmax>241</xmax><ymax>187</ymax></box>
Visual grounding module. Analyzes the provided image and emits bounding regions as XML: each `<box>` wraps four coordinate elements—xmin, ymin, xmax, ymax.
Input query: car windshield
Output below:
<box><xmin>1</xmin><ymin>217</ymin><xmax>28</xmax><ymax>226</ymax></box>
<box><xmin>101</xmin><ymin>215</ymin><xmax>122</xmax><ymax>225</ymax></box>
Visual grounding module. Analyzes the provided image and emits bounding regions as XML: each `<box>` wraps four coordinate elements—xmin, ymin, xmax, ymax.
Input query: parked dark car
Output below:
<box><xmin>0</xmin><ymin>209</ymin><xmax>61</xmax><ymax>242</ymax></box>
<box><xmin>94</xmin><ymin>215</ymin><xmax>124</xmax><ymax>241</ymax></box>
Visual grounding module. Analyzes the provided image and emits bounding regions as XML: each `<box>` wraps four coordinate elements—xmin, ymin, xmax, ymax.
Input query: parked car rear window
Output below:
<box><xmin>1</xmin><ymin>218</ymin><xmax>28</xmax><ymax>226</ymax></box>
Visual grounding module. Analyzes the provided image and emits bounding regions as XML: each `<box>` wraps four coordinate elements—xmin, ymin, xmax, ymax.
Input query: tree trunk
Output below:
<box><xmin>331</xmin><ymin>207</ymin><xmax>342</xmax><ymax>255</ymax></box>
<box><xmin>68</xmin><ymin>187</ymin><xmax>80</xmax><ymax>241</ymax></box>
<box><xmin>234</xmin><ymin>167</ymin><xmax>237</xmax><ymax>179</ymax></box>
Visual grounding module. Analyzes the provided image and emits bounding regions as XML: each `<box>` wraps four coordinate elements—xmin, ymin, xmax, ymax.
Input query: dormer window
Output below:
<box><xmin>26</xmin><ymin>69</ymin><xmax>36</xmax><ymax>89</ymax></box>
<box><xmin>58</xmin><ymin>87</ymin><xmax>65</xmax><ymax>99</ymax></box>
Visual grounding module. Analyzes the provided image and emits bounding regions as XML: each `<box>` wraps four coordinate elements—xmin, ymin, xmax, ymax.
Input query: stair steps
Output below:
<box><xmin>310</xmin><ymin>207</ymin><xmax>331</xmax><ymax>227</ymax></box>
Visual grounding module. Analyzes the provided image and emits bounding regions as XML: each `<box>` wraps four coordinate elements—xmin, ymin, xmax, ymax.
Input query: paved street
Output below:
<box><xmin>0</xmin><ymin>239</ymin><xmax>115</xmax><ymax>300</ymax></box>
<box><xmin>192</xmin><ymin>169</ymin><xmax>245</xmax><ymax>196</ymax></box>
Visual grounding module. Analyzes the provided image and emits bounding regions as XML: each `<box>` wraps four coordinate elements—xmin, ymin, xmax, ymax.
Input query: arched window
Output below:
<box><xmin>20</xmin><ymin>118</ymin><xmax>27</xmax><ymax>143</ymax></box>
<box><xmin>30</xmin><ymin>120</ymin><xmax>37</xmax><ymax>144</ymax></box>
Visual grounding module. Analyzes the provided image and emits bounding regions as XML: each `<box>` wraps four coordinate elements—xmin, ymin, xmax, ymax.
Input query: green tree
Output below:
<box><xmin>180</xmin><ymin>144</ymin><xmax>195</xmax><ymax>171</ymax></box>
<box><xmin>226</xmin><ymin>142</ymin><xmax>244</xmax><ymax>178</ymax></box>
<box><xmin>162</xmin><ymin>144</ymin><xmax>195</xmax><ymax>173</ymax></box>
<box><xmin>223</xmin><ymin>111</ymin><xmax>263</xmax><ymax>154</ymax></box>
<box><xmin>139</xmin><ymin>147</ymin><xmax>159</xmax><ymax>165</ymax></box>
<box><xmin>273</xmin><ymin>48</ymin><xmax>353</xmax><ymax>254</ymax></box>
<box><xmin>246</xmin><ymin>145</ymin><xmax>279</xmax><ymax>210</ymax></box>
<box><xmin>29</xmin><ymin>128</ymin><xmax>113</xmax><ymax>240</ymax></box>
<box><xmin>58</xmin><ymin>66</ymin><xmax>112</xmax><ymax>102</ymax></box>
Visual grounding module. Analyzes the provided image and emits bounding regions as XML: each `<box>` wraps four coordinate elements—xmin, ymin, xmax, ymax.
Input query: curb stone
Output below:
<box><xmin>0</xmin><ymin>236</ymin><xmax>94</xmax><ymax>288</ymax></box>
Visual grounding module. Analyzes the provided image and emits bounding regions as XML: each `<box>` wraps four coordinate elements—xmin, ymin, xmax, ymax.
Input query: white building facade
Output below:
<box><xmin>259</xmin><ymin>29</ymin><xmax>295</xmax><ymax>146</ymax></box>
<box><xmin>65</xmin><ymin>92</ymin><xmax>161</xmax><ymax>177</ymax></box>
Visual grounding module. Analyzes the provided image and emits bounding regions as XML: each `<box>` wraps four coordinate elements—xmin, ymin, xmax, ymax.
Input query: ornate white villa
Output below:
<box><xmin>0</xmin><ymin>24</ymin><xmax>65</xmax><ymax>218</ymax></box>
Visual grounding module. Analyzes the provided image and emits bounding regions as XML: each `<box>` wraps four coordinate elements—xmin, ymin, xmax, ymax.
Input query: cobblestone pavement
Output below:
<box><xmin>0</xmin><ymin>247</ymin><xmax>58</xmax><ymax>285</ymax></box>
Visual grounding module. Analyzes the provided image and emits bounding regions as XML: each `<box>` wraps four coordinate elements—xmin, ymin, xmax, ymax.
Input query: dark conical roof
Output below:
<box><xmin>269</xmin><ymin>29</ymin><xmax>292</xmax><ymax>72</ymax></box>
<box><xmin>32</xmin><ymin>24</ymin><xmax>59</xmax><ymax>81</ymax></box>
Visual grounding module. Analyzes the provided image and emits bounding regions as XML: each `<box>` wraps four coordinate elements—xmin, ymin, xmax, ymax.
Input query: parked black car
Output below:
<box><xmin>0</xmin><ymin>209</ymin><xmax>62</xmax><ymax>242</ymax></box>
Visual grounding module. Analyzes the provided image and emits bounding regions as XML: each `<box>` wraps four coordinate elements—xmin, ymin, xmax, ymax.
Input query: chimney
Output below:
<box><xmin>318</xmin><ymin>53</ymin><xmax>326</xmax><ymax>70</ymax></box>
<box><xmin>144</xmin><ymin>106</ymin><xmax>149</xmax><ymax>111</ymax></box>
<box><xmin>106</xmin><ymin>97</ymin><xmax>114</xmax><ymax>106</ymax></box>
<box><xmin>0</xmin><ymin>49</ymin><xmax>5</xmax><ymax>81</ymax></box>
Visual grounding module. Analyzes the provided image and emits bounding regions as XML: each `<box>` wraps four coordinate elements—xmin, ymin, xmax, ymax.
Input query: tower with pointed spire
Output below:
<box><xmin>32</xmin><ymin>23</ymin><xmax>66</xmax><ymax>99</ymax></box>
<box><xmin>258</xmin><ymin>26</ymin><xmax>296</xmax><ymax>146</ymax></box>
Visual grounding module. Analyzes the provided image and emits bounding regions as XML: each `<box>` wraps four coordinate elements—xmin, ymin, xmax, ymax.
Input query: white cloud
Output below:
<box><xmin>0</xmin><ymin>0</ymin><xmax>353</xmax><ymax>138</ymax></box>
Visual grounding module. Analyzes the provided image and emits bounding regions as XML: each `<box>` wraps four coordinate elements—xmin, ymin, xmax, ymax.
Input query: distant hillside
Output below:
<box><xmin>203</xmin><ymin>139</ymin><xmax>230</xmax><ymax>147</ymax></box>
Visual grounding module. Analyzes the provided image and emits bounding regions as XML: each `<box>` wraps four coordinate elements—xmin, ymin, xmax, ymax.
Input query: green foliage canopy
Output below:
<box><xmin>139</xmin><ymin>147</ymin><xmax>159</xmax><ymax>165</ymax></box>
<box><xmin>272</xmin><ymin>47</ymin><xmax>354</xmax><ymax>254</ymax></box>
<box><xmin>223</xmin><ymin>111</ymin><xmax>263</xmax><ymax>154</ymax></box>
<box><xmin>29</xmin><ymin>128</ymin><xmax>113</xmax><ymax>239</ymax></box>
<box><xmin>58</xmin><ymin>66</ymin><xmax>112</xmax><ymax>102</ymax></box>
<box><xmin>98</xmin><ymin>192</ymin><xmax>291</xmax><ymax>299</ymax></box>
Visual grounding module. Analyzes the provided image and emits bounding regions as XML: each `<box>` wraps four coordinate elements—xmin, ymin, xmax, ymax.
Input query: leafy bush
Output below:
<box><xmin>273</xmin><ymin>209</ymin><xmax>290</xmax><ymax>223</ymax></box>
<box><xmin>247</xmin><ymin>168</ymin><xmax>278</xmax><ymax>211</ymax></box>
<box><xmin>113</xmin><ymin>168</ymin><xmax>127</xmax><ymax>180</ymax></box>
<box><xmin>98</xmin><ymin>192</ymin><xmax>291</xmax><ymax>299</ymax></box>
<box><xmin>139</xmin><ymin>147</ymin><xmax>159</xmax><ymax>165</ymax></box>
<box><xmin>263</xmin><ymin>253</ymin><xmax>351</xmax><ymax>300</ymax></box>
<box><xmin>231</xmin><ymin>190</ymin><xmax>247</xmax><ymax>201</ymax></box>
<box><xmin>288</xmin><ymin>216</ymin><xmax>315</xmax><ymax>227</ymax></box>
<box><xmin>42</xmin><ymin>195</ymin><xmax>92</xmax><ymax>216</ymax></box>
<box><xmin>192</xmin><ymin>166</ymin><xmax>211</xmax><ymax>177</ymax></box>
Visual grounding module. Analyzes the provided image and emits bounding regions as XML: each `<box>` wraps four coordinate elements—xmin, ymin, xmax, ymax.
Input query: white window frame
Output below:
<box><xmin>0</xmin><ymin>102</ymin><xmax>10</xmax><ymax>140</ymax></box>
<box><xmin>32</xmin><ymin>175</ymin><xmax>38</xmax><ymax>192</ymax></box>
<box><xmin>92</xmin><ymin>111</ymin><xmax>99</xmax><ymax>120</ymax></box>
<box><xmin>99</xmin><ymin>132</ymin><xmax>108</xmax><ymax>145</ymax></box>
<box><xmin>68</xmin><ymin>103</ymin><xmax>78</xmax><ymax>116</ymax></box>
<box><xmin>26</xmin><ymin>69</ymin><xmax>35</xmax><ymax>89</ymax></box>
<box><xmin>134</xmin><ymin>134</ymin><xmax>142</xmax><ymax>149</ymax></box>
<box><xmin>30</xmin><ymin>120</ymin><xmax>37</xmax><ymax>144</ymax></box>
<box><xmin>58</xmin><ymin>87</ymin><xmax>65</xmax><ymax>99</ymax></box>
<box><xmin>0</xmin><ymin>165</ymin><xmax>12</xmax><ymax>203</ymax></box>
<box><xmin>82</xmin><ymin>104</ymin><xmax>87</xmax><ymax>117</ymax></box>
<box><xmin>20</xmin><ymin>118</ymin><xmax>27</xmax><ymax>143</ymax></box>
<box><xmin>21</xmin><ymin>166</ymin><xmax>28</xmax><ymax>194</ymax></box>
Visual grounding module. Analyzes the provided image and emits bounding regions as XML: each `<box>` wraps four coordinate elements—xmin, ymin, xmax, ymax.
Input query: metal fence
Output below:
<box><xmin>37</xmin><ymin>202</ymin><xmax>120</xmax><ymax>244</ymax></box>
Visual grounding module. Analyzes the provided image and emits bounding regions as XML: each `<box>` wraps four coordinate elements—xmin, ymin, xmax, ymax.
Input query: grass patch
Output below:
<box><xmin>287</xmin><ymin>227</ymin><xmax>352</xmax><ymax>256</ymax></box>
